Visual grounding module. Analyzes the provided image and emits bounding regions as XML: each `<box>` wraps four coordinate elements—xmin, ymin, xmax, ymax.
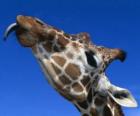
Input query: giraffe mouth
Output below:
<box><xmin>4</xmin><ymin>15</ymin><xmax>45</xmax><ymax>41</ymax></box>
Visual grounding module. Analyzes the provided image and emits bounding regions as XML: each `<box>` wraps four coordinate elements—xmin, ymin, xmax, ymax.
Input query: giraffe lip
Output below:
<box><xmin>4</xmin><ymin>23</ymin><xmax>19</xmax><ymax>41</ymax></box>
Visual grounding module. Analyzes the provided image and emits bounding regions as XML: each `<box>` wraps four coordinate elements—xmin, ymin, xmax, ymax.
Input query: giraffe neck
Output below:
<box><xmin>32</xmin><ymin>43</ymin><xmax>123</xmax><ymax>116</ymax></box>
<box><xmin>31</xmin><ymin>33</ymin><xmax>124</xmax><ymax>116</ymax></box>
<box><xmin>31</xmin><ymin>41</ymin><xmax>90</xmax><ymax>97</ymax></box>
<box><xmin>74</xmin><ymin>88</ymin><xmax>124</xmax><ymax>116</ymax></box>
<box><xmin>31</xmin><ymin>43</ymin><xmax>124</xmax><ymax>116</ymax></box>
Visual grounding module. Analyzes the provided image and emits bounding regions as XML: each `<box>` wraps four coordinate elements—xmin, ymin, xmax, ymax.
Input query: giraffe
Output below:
<box><xmin>4</xmin><ymin>15</ymin><xmax>138</xmax><ymax>116</ymax></box>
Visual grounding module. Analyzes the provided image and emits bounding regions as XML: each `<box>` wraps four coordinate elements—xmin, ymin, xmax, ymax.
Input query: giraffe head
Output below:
<box><xmin>4</xmin><ymin>15</ymin><xmax>126</xmax><ymax>65</ymax></box>
<box><xmin>4</xmin><ymin>15</ymin><xmax>69</xmax><ymax>50</ymax></box>
<box><xmin>4</xmin><ymin>15</ymin><xmax>137</xmax><ymax>112</ymax></box>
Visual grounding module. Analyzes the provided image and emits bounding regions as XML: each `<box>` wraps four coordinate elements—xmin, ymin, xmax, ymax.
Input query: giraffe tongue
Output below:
<box><xmin>4</xmin><ymin>23</ymin><xmax>19</xmax><ymax>41</ymax></box>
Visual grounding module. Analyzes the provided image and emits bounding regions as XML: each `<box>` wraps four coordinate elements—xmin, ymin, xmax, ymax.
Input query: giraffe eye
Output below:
<box><xmin>85</xmin><ymin>51</ymin><xmax>97</xmax><ymax>68</ymax></box>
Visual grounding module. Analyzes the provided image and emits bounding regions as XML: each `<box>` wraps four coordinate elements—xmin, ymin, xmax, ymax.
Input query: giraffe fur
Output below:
<box><xmin>4</xmin><ymin>15</ymin><xmax>138</xmax><ymax>116</ymax></box>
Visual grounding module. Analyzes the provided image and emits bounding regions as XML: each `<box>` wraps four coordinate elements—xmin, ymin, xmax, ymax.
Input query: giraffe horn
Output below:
<box><xmin>4</xmin><ymin>23</ymin><xmax>18</xmax><ymax>41</ymax></box>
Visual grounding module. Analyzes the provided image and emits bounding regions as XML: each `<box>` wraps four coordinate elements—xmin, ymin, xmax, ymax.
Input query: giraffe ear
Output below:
<box><xmin>108</xmin><ymin>85</ymin><xmax>138</xmax><ymax>107</ymax></box>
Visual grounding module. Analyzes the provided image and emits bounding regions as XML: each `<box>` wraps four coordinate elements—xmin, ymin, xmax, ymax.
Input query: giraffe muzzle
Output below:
<box><xmin>4</xmin><ymin>15</ymin><xmax>45</xmax><ymax>41</ymax></box>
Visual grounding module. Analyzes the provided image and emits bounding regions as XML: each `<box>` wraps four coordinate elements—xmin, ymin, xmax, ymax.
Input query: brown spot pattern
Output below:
<box><xmin>87</xmin><ymin>87</ymin><xmax>92</xmax><ymax>103</ymax></box>
<box><xmin>59</xmin><ymin>90</ymin><xmax>73</xmax><ymax>101</ymax></box>
<box><xmin>59</xmin><ymin>75</ymin><xmax>71</xmax><ymax>85</ymax></box>
<box><xmin>72</xmin><ymin>82</ymin><xmax>83</xmax><ymax>92</ymax></box>
<box><xmin>51</xmin><ymin>63</ymin><xmax>61</xmax><ymax>75</ymax></box>
<box><xmin>81</xmin><ymin>76</ymin><xmax>90</xmax><ymax>86</ymax></box>
<box><xmin>75</xmin><ymin>94</ymin><xmax>86</xmax><ymax>102</ymax></box>
<box><xmin>57</xmin><ymin>35</ymin><xmax>69</xmax><ymax>48</ymax></box>
<box><xmin>103</xmin><ymin>105</ymin><xmax>112</xmax><ymax>116</ymax></box>
<box><xmin>65</xmin><ymin>63</ymin><xmax>81</xmax><ymax>80</ymax></box>
<box><xmin>86</xmin><ymin>82</ymin><xmax>91</xmax><ymax>92</ymax></box>
<box><xmin>109</xmin><ymin>98</ymin><xmax>124</xmax><ymax>116</ymax></box>
<box><xmin>94</xmin><ymin>97</ymin><xmax>105</xmax><ymax>106</ymax></box>
<box><xmin>47</xmin><ymin>29</ymin><xmax>56</xmax><ymax>40</ymax></box>
<box><xmin>43</xmin><ymin>41</ymin><xmax>53</xmax><ymax>52</ymax></box>
<box><xmin>90</xmin><ymin>108</ymin><xmax>98</xmax><ymax>116</ymax></box>
<box><xmin>52</xmin><ymin>55</ymin><xmax>66</xmax><ymax>67</ymax></box>
<box><xmin>77</xmin><ymin>100</ymin><xmax>88</xmax><ymax>109</ymax></box>
<box><xmin>66</xmin><ymin>52</ymin><xmax>74</xmax><ymax>59</ymax></box>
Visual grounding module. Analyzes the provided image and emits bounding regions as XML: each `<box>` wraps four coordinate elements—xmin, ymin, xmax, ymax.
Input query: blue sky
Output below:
<box><xmin>0</xmin><ymin>0</ymin><xmax>140</xmax><ymax>116</ymax></box>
